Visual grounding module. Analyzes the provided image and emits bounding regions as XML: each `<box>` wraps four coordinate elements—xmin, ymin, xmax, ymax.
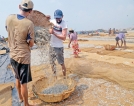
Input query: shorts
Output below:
<box><xmin>10</xmin><ymin>58</ymin><xmax>32</xmax><ymax>84</ymax></box>
<box><xmin>49</xmin><ymin>47</ymin><xmax>64</xmax><ymax>65</ymax></box>
<box><xmin>115</xmin><ymin>37</ymin><xmax>119</xmax><ymax>41</ymax></box>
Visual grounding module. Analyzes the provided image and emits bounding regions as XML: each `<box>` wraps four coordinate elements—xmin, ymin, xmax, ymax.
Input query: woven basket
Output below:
<box><xmin>32</xmin><ymin>77</ymin><xmax>76</xmax><ymax>103</ymax></box>
<box><xmin>27</xmin><ymin>10</ymin><xmax>53</xmax><ymax>28</ymax></box>
<box><xmin>104</xmin><ymin>44</ymin><xmax>116</xmax><ymax>50</ymax></box>
<box><xmin>27</xmin><ymin>10</ymin><xmax>53</xmax><ymax>45</ymax></box>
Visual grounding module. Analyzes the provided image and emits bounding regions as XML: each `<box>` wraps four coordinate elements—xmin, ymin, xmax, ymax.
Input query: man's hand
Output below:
<box><xmin>49</xmin><ymin>28</ymin><xmax>67</xmax><ymax>41</ymax></box>
<box><xmin>49</xmin><ymin>28</ymin><xmax>54</xmax><ymax>34</ymax></box>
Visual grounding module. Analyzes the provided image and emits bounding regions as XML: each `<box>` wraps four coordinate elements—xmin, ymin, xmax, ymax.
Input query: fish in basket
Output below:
<box><xmin>32</xmin><ymin>77</ymin><xmax>76</xmax><ymax>103</ymax></box>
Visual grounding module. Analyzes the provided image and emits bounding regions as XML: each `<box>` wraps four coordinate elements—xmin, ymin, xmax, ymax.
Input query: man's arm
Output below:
<box><xmin>124</xmin><ymin>40</ymin><xmax>126</xmax><ymax>49</ymax></box>
<box><xmin>49</xmin><ymin>28</ymin><xmax>67</xmax><ymax>41</ymax></box>
<box><xmin>28</xmin><ymin>36</ymin><xmax>34</xmax><ymax>47</ymax></box>
<box><xmin>123</xmin><ymin>34</ymin><xmax>126</xmax><ymax>49</ymax></box>
<box><xmin>28</xmin><ymin>23</ymin><xmax>34</xmax><ymax>47</ymax></box>
<box><xmin>121</xmin><ymin>34</ymin><xmax>126</xmax><ymax>49</ymax></box>
<box><xmin>68</xmin><ymin>34</ymin><xmax>72</xmax><ymax>48</ymax></box>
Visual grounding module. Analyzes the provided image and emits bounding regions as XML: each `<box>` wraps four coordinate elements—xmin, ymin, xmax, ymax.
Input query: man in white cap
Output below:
<box><xmin>5</xmin><ymin>0</ymin><xmax>35</xmax><ymax>106</ymax></box>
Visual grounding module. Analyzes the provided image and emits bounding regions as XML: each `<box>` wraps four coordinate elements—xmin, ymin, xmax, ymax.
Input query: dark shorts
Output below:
<box><xmin>115</xmin><ymin>37</ymin><xmax>119</xmax><ymax>41</ymax></box>
<box><xmin>10</xmin><ymin>58</ymin><xmax>32</xmax><ymax>84</ymax></box>
<box><xmin>49</xmin><ymin>47</ymin><xmax>64</xmax><ymax>65</ymax></box>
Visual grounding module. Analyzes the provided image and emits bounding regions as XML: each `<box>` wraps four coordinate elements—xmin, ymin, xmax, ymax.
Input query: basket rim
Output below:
<box><xmin>32</xmin><ymin>77</ymin><xmax>77</xmax><ymax>96</ymax></box>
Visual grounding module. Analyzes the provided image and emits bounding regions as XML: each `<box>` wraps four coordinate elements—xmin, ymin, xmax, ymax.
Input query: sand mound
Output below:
<box><xmin>69</xmin><ymin>58</ymin><xmax>134</xmax><ymax>89</ymax></box>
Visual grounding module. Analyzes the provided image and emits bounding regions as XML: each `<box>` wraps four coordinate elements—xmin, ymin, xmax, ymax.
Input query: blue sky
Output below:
<box><xmin>0</xmin><ymin>0</ymin><xmax>134</xmax><ymax>37</ymax></box>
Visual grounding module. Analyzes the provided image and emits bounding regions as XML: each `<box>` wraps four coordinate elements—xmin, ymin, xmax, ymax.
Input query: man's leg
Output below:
<box><xmin>16</xmin><ymin>79</ymin><xmax>23</xmax><ymax>102</ymax></box>
<box><xmin>21</xmin><ymin>83</ymin><xmax>35</xmax><ymax>106</ymax></box>
<box><xmin>20</xmin><ymin>64</ymin><xmax>34</xmax><ymax>106</ymax></box>
<box><xmin>116</xmin><ymin>41</ymin><xmax>118</xmax><ymax>47</ymax></box>
<box><xmin>54</xmin><ymin>47</ymin><xmax>66</xmax><ymax>76</ymax></box>
<box><xmin>116</xmin><ymin>41</ymin><xmax>120</xmax><ymax>48</ymax></box>
<box><xmin>21</xmin><ymin>83</ymin><xmax>29</xmax><ymax>106</ymax></box>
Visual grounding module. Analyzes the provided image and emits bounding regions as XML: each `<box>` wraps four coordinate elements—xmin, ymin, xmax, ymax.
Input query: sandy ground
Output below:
<box><xmin>27</xmin><ymin>34</ymin><xmax>134</xmax><ymax>106</ymax></box>
<box><xmin>0</xmin><ymin>33</ymin><xmax>134</xmax><ymax>106</ymax></box>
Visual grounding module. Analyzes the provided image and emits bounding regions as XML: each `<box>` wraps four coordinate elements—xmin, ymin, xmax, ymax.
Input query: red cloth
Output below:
<box><xmin>72</xmin><ymin>40</ymin><xmax>80</xmax><ymax>56</ymax></box>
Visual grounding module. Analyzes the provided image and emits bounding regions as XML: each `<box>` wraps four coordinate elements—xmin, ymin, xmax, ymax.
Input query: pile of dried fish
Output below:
<box><xmin>42</xmin><ymin>84</ymin><xmax>68</xmax><ymax>94</ymax></box>
<box><xmin>34</xmin><ymin>26</ymin><xmax>51</xmax><ymax>45</ymax></box>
